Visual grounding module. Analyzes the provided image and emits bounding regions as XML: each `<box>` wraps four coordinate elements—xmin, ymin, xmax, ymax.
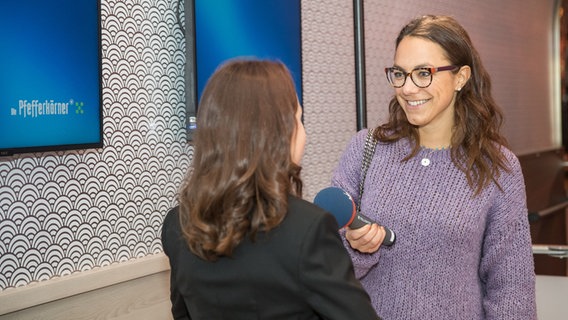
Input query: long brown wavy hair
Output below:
<box><xmin>178</xmin><ymin>59</ymin><xmax>303</xmax><ymax>261</ymax></box>
<box><xmin>377</xmin><ymin>15</ymin><xmax>509</xmax><ymax>195</ymax></box>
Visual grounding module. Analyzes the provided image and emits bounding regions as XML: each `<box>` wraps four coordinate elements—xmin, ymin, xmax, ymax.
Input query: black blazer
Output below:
<box><xmin>161</xmin><ymin>196</ymin><xmax>381</xmax><ymax>320</ymax></box>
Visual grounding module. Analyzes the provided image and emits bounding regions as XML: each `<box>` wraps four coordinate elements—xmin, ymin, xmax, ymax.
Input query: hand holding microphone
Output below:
<box><xmin>313</xmin><ymin>187</ymin><xmax>396</xmax><ymax>246</ymax></box>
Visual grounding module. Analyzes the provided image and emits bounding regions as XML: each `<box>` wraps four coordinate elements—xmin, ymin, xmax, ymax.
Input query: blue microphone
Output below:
<box><xmin>313</xmin><ymin>187</ymin><xmax>395</xmax><ymax>246</ymax></box>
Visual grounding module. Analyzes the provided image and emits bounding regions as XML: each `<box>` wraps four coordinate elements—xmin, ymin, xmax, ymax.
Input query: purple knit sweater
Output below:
<box><xmin>331</xmin><ymin>129</ymin><xmax>537</xmax><ymax>319</ymax></box>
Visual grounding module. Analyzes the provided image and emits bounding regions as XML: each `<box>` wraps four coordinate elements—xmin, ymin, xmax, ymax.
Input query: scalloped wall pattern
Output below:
<box><xmin>0</xmin><ymin>0</ymin><xmax>191</xmax><ymax>290</ymax></box>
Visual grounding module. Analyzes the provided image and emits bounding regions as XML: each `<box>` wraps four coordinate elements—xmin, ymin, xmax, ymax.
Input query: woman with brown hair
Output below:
<box><xmin>162</xmin><ymin>59</ymin><xmax>381</xmax><ymax>320</ymax></box>
<box><xmin>332</xmin><ymin>15</ymin><xmax>536</xmax><ymax>319</ymax></box>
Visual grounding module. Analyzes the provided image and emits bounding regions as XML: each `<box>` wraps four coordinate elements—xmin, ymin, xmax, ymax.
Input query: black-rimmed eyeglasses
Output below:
<box><xmin>385</xmin><ymin>65</ymin><xmax>459</xmax><ymax>88</ymax></box>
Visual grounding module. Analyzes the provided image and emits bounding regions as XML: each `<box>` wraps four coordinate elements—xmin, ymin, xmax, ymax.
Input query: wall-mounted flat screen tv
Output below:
<box><xmin>0</xmin><ymin>0</ymin><xmax>103</xmax><ymax>156</ymax></box>
<box><xmin>184</xmin><ymin>0</ymin><xmax>302</xmax><ymax>140</ymax></box>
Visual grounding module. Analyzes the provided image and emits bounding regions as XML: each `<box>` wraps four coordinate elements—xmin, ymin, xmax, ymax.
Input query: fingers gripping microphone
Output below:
<box><xmin>313</xmin><ymin>187</ymin><xmax>396</xmax><ymax>246</ymax></box>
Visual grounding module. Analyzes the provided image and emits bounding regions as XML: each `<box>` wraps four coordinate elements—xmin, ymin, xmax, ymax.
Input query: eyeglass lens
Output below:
<box><xmin>386</xmin><ymin>68</ymin><xmax>433</xmax><ymax>88</ymax></box>
<box><xmin>385</xmin><ymin>66</ymin><xmax>458</xmax><ymax>88</ymax></box>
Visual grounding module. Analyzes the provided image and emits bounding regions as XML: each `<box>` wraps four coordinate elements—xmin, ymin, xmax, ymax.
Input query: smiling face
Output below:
<box><xmin>393</xmin><ymin>36</ymin><xmax>470</xmax><ymax>143</ymax></box>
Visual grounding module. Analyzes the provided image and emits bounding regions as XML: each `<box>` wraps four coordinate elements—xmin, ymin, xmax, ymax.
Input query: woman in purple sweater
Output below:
<box><xmin>332</xmin><ymin>15</ymin><xmax>537</xmax><ymax>319</ymax></box>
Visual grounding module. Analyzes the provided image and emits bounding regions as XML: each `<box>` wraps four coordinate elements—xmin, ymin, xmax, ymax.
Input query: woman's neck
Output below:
<box><xmin>418</xmin><ymin>129</ymin><xmax>452</xmax><ymax>149</ymax></box>
<box><xmin>420</xmin><ymin>135</ymin><xmax>452</xmax><ymax>149</ymax></box>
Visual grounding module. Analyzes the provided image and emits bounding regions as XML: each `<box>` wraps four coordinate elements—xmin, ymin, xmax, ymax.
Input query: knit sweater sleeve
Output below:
<box><xmin>331</xmin><ymin>129</ymin><xmax>381</xmax><ymax>279</ymax></box>
<box><xmin>479</xmin><ymin>150</ymin><xmax>537</xmax><ymax>319</ymax></box>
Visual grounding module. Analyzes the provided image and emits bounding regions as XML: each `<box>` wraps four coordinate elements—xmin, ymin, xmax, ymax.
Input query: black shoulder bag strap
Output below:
<box><xmin>358</xmin><ymin>128</ymin><xmax>378</xmax><ymax>214</ymax></box>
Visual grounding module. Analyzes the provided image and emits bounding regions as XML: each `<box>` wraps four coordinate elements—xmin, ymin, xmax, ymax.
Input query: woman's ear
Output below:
<box><xmin>456</xmin><ymin>65</ymin><xmax>471</xmax><ymax>91</ymax></box>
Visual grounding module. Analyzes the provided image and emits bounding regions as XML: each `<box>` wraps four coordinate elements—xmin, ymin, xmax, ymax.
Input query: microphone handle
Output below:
<box><xmin>382</xmin><ymin>227</ymin><xmax>396</xmax><ymax>246</ymax></box>
<box><xmin>349</xmin><ymin>213</ymin><xmax>373</xmax><ymax>229</ymax></box>
<box><xmin>348</xmin><ymin>213</ymin><xmax>396</xmax><ymax>246</ymax></box>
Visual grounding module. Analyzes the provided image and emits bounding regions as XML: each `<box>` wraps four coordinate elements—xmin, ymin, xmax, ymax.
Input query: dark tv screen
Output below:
<box><xmin>0</xmin><ymin>0</ymin><xmax>102</xmax><ymax>156</ymax></box>
<box><xmin>185</xmin><ymin>0</ymin><xmax>302</xmax><ymax>139</ymax></box>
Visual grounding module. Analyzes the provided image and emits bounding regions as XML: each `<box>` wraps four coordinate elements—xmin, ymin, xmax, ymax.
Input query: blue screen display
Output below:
<box><xmin>194</xmin><ymin>0</ymin><xmax>302</xmax><ymax>106</ymax></box>
<box><xmin>0</xmin><ymin>0</ymin><xmax>102</xmax><ymax>155</ymax></box>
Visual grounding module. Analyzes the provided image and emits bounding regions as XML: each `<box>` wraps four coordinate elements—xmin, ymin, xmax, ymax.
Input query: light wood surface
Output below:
<box><xmin>536</xmin><ymin>275</ymin><xmax>568</xmax><ymax>320</ymax></box>
<box><xmin>1</xmin><ymin>255</ymin><xmax>565</xmax><ymax>319</ymax></box>
<box><xmin>0</xmin><ymin>253</ymin><xmax>172</xmax><ymax>320</ymax></box>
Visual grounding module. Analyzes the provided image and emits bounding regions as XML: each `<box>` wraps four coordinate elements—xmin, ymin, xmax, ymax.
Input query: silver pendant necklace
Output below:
<box><xmin>421</xmin><ymin>148</ymin><xmax>433</xmax><ymax>167</ymax></box>
<box><xmin>420</xmin><ymin>146</ymin><xmax>449</xmax><ymax>167</ymax></box>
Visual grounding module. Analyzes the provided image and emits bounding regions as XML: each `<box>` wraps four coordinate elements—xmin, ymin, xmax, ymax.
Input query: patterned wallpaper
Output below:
<box><xmin>0</xmin><ymin>0</ymin><xmax>191</xmax><ymax>290</ymax></box>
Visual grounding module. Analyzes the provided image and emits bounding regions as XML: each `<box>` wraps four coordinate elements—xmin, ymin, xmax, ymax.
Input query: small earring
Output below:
<box><xmin>456</xmin><ymin>87</ymin><xmax>461</xmax><ymax>91</ymax></box>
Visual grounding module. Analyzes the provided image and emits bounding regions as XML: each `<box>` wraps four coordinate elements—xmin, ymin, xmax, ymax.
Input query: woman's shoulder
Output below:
<box><xmin>161</xmin><ymin>206</ymin><xmax>183</xmax><ymax>256</ymax></box>
<box><xmin>501</xmin><ymin>145</ymin><xmax>519</xmax><ymax>159</ymax></box>
<box><xmin>341</xmin><ymin>128</ymin><xmax>376</xmax><ymax>157</ymax></box>
<box><xmin>287</xmin><ymin>196</ymin><xmax>326</xmax><ymax>217</ymax></box>
<box><xmin>286</xmin><ymin>196</ymin><xmax>339</xmax><ymax>229</ymax></box>
<box><xmin>348</xmin><ymin>128</ymin><xmax>371</xmax><ymax>146</ymax></box>
<box><xmin>164</xmin><ymin>206</ymin><xmax>180</xmax><ymax>226</ymax></box>
<box><xmin>487</xmin><ymin>144</ymin><xmax>526</xmax><ymax>195</ymax></box>
<box><xmin>162</xmin><ymin>206</ymin><xmax>182</xmax><ymax>242</ymax></box>
<box><xmin>496</xmin><ymin>144</ymin><xmax>522</xmax><ymax>171</ymax></box>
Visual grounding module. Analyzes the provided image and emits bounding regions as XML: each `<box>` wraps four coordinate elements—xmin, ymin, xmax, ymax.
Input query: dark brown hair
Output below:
<box><xmin>377</xmin><ymin>15</ymin><xmax>509</xmax><ymax>195</ymax></box>
<box><xmin>178</xmin><ymin>59</ymin><xmax>302</xmax><ymax>261</ymax></box>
